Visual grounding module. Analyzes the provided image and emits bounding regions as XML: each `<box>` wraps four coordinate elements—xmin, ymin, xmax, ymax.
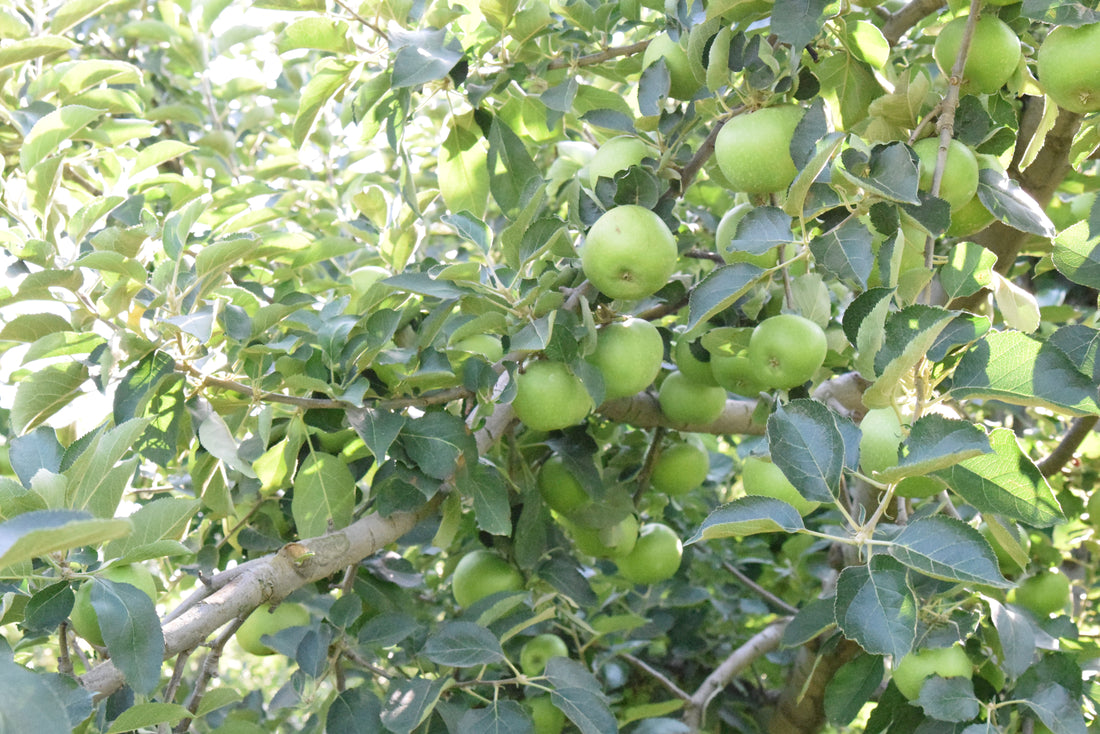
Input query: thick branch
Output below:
<box><xmin>599</xmin><ymin>392</ymin><xmax>765</xmax><ymax>435</ymax></box>
<box><xmin>683</xmin><ymin>621</ymin><xmax>788</xmax><ymax>730</ymax></box>
<box><xmin>78</xmin><ymin>499</ymin><xmax>439</xmax><ymax>698</ymax></box>
<box><xmin>882</xmin><ymin>0</ymin><xmax>946</xmax><ymax>46</ymax></box>
<box><xmin>766</xmin><ymin>636</ymin><xmax>862</xmax><ymax>733</ymax></box>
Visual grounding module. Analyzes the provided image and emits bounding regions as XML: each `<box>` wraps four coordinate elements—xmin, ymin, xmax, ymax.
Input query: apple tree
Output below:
<box><xmin>0</xmin><ymin>0</ymin><xmax>1099</xmax><ymax>732</ymax></box>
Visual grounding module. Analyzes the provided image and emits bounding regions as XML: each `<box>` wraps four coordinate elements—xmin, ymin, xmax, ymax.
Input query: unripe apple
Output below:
<box><xmin>451</xmin><ymin>550</ymin><xmax>525</xmax><ymax>608</ymax></box>
<box><xmin>933</xmin><ymin>15</ymin><xmax>1021</xmax><ymax>94</ymax></box>
<box><xmin>859</xmin><ymin>407</ymin><xmax>903</xmax><ymax>476</ymax></box>
<box><xmin>587</xmin><ymin>318</ymin><xmax>664</xmax><ymax>400</ymax></box>
<box><xmin>714</xmin><ymin>106</ymin><xmax>805</xmax><ymax>194</ymax></box>
<box><xmin>587</xmin><ymin>136</ymin><xmax>657</xmax><ymax>189</ymax></box>
<box><xmin>581</xmin><ymin>205</ymin><xmax>678</xmax><ymax>301</ymax></box>
<box><xmin>236</xmin><ymin>602</ymin><xmax>311</xmax><ymax>656</ymax></box>
<box><xmin>892</xmin><ymin>643</ymin><xmax>971</xmax><ymax>700</ymax></box>
<box><xmin>641</xmin><ymin>33</ymin><xmax>703</xmax><ymax>100</ymax></box>
<box><xmin>519</xmin><ymin>633</ymin><xmax>569</xmax><ymax>675</ymax></box>
<box><xmin>657</xmin><ymin>371</ymin><xmax>728</xmax><ymax>426</ymax></box>
<box><xmin>1037</xmin><ymin>23</ymin><xmax>1100</xmax><ymax>114</ymax></box>
<box><xmin>70</xmin><ymin>565</ymin><xmax>158</xmax><ymax>648</ymax></box>
<box><xmin>512</xmin><ymin>361</ymin><xmax>593</xmax><ymax>432</ymax></box>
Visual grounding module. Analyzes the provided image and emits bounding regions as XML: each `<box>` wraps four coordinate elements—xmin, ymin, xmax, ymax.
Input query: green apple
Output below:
<box><xmin>979</xmin><ymin>520</ymin><xmax>1030</xmax><ymax>576</ymax></box>
<box><xmin>519</xmin><ymin>633</ymin><xmax>569</xmax><ymax>675</ymax></box>
<box><xmin>742</xmin><ymin>455</ymin><xmax>820</xmax><ymax>516</ymax></box>
<box><xmin>526</xmin><ymin>695</ymin><xmax>565</xmax><ymax>734</ymax></box>
<box><xmin>912</xmin><ymin>137</ymin><xmax>979</xmax><ymax>211</ymax></box>
<box><xmin>715</xmin><ymin>202</ymin><xmax>779</xmax><ymax>267</ymax></box>
<box><xmin>1037</xmin><ymin>23</ymin><xmax>1100</xmax><ymax>114</ymax></box>
<box><xmin>587</xmin><ymin>135</ymin><xmax>656</xmax><ymax>189</ymax></box>
<box><xmin>1010</xmin><ymin>568</ymin><xmax>1071</xmax><ymax>617</ymax></box>
<box><xmin>747</xmin><ymin>314</ymin><xmax>827</xmax><ymax>390</ymax></box>
<box><xmin>946</xmin><ymin>190</ymin><xmax>995</xmax><ymax>237</ymax></box>
<box><xmin>581</xmin><ymin>205</ymin><xmax>678</xmax><ymax>301</ymax></box>
<box><xmin>650</xmin><ymin>439</ymin><xmax>709</xmax><ymax>496</ymax></box>
<box><xmin>587</xmin><ymin>317</ymin><xmax>664</xmax><ymax>400</ymax></box>
<box><xmin>657</xmin><ymin>371</ymin><xmax>728</xmax><ymax>426</ymax></box>
<box><xmin>70</xmin><ymin>564</ymin><xmax>158</xmax><ymax>648</ymax></box>
<box><xmin>714</xmin><ymin>105</ymin><xmax>805</xmax><ymax>194</ymax></box>
<box><xmin>568</xmin><ymin>514</ymin><xmax>640</xmax><ymax>558</ymax></box>
<box><xmin>859</xmin><ymin>407</ymin><xmax>903</xmax><ymax>476</ymax></box>
<box><xmin>894</xmin><ymin>474</ymin><xmax>948</xmax><ymax>499</ymax></box>
<box><xmin>512</xmin><ymin>361</ymin><xmax>593</xmax><ymax>431</ymax></box>
<box><xmin>933</xmin><ymin>15</ymin><xmax>1021</xmax><ymax>94</ymax></box>
<box><xmin>641</xmin><ymin>33</ymin><xmax>703</xmax><ymax>100</ymax></box>
<box><xmin>892</xmin><ymin>643</ymin><xmax>971</xmax><ymax>700</ymax></box>
<box><xmin>538</xmin><ymin>455</ymin><xmax>590</xmax><ymax>515</ymax></box>
<box><xmin>673</xmin><ymin>333</ymin><xmax>719</xmax><ymax>386</ymax></box>
<box><xmin>451</xmin><ymin>550</ymin><xmax>525</xmax><ymax>607</ymax></box>
<box><xmin>236</xmin><ymin>602</ymin><xmax>310</xmax><ymax>656</ymax></box>
<box><xmin>614</xmin><ymin>522</ymin><xmax>683</xmax><ymax>584</ymax></box>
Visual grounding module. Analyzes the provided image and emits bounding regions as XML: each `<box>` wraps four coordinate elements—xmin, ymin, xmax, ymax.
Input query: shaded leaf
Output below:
<box><xmin>0</xmin><ymin>658</ymin><xmax>73</xmax><ymax>731</ymax></box>
<box><xmin>809</xmin><ymin>217</ymin><xmax>873</xmax><ymax>287</ymax></box>
<box><xmin>940</xmin><ymin>242</ymin><xmax>996</xmax><ymax>300</ymax></box>
<box><xmin>1052</xmin><ymin>220</ymin><xmax>1100</xmax><ymax>289</ymax></box>
<box><xmin>92</xmin><ymin>578</ymin><xmax>164</xmax><ymax>695</ymax></box>
<box><xmin>780</xmin><ymin>597</ymin><xmax>836</xmax><ymax>648</ymax></box>
<box><xmin>326</xmin><ymin>686</ymin><xmax>383</xmax><ymax>734</ymax></box>
<box><xmin>977</xmin><ymin>167</ymin><xmax>1056</xmax><ymax>238</ymax></box>
<box><xmin>380</xmin><ymin>676</ymin><xmax>449</xmax><ymax>734</ymax></box>
<box><xmin>686</xmin><ymin>496</ymin><xmax>805</xmax><ymax>543</ymax></box>
<box><xmin>686</xmin><ymin>263</ymin><xmax>764</xmax><ymax>332</ymax></box>
<box><xmin>766</xmin><ymin>399</ymin><xmax>845</xmax><ymax>503</ymax></box>
<box><xmin>916</xmin><ymin>676</ymin><xmax>980</xmax><ymax>722</ymax></box>
<box><xmin>878</xmin><ymin>414</ymin><xmax>991</xmax><ymax>482</ymax></box>
<box><xmin>105</xmin><ymin>703</ymin><xmax>191</xmax><ymax>734</ymax></box>
<box><xmin>0</xmin><ymin>510</ymin><xmax>130</xmax><ymax>567</ymax></box>
<box><xmin>989</xmin><ymin>598</ymin><xmax>1035</xmax><ymax>679</ymax></box>
<box><xmin>421</xmin><ymin>621</ymin><xmax>504</xmax><ymax>667</ymax></box>
<box><xmin>347</xmin><ymin>407</ymin><xmax>406</xmax><ymax>461</ymax></box>
<box><xmin>825</xmin><ymin>654</ymin><xmax>884</xmax><ymax>726</ymax></box>
<box><xmin>889</xmin><ymin>516</ymin><xmax>1011</xmax><ymax>587</ymax></box>
<box><xmin>457</xmin><ymin>462</ymin><xmax>511</xmax><ymax>536</ymax></box>
<box><xmin>834</xmin><ymin>556</ymin><xmax>916</xmax><ymax>659</ymax></box>
<box><xmin>291</xmin><ymin>453</ymin><xmax>355</xmax><ymax>538</ymax></box>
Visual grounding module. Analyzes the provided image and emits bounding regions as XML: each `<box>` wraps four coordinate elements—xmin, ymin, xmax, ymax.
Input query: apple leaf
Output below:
<box><xmin>825</xmin><ymin>653</ymin><xmax>885</xmax><ymax>727</ymax></box>
<box><xmin>456</xmin><ymin>461</ymin><xmax>512</xmax><ymax>537</ymax></box>
<box><xmin>988</xmin><ymin>598</ymin><xmax>1036</xmax><ymax>680</ymax></box>
<box><xmin>1047</xmin><ymin>324</ymin><xmax>1100</xmax><ymax>383</ymax></box>
<box><xmin>836</xmin><ymin>142</ymin><xmax>921</xmax><ymax>204</ymax></box>
<box><xmin>104</xmin><ymin>703</ymin><xmax>192</xmax><ymax>734</ymax></box>
<box><xmin>935</xmin><ymin>428</ymin><xmax>1064</xmax><ymax>528</ymax></box>
<box><xmin>977</xmin><ymin>167</ymin><xmax>1056</xmax><ymax>238</ymax></box>
<box><xmin>291</xmin><ymin>453</ymin><xmax>355</xmax><ymax>538</ymax></box>
<box><xmin>380</xmin><ymin>677</ymin><xmax>450</xmax><ymax>733</ymax></box>
<box><xmin>686</xmin><ymin>496</ymin><xmax>805</xmax><ymax>544</ymax></box>
<box><xmin>551</xmin><ymin>688</ymin><xmax>617</xmax><ymax>734</ymax></box>
<box><xmin>1052</xmin><ymin>220</ymin><xmax>1100</xmax><ymax>289</ymax></box>
<box><xmin>348</xmin><ymin>407</ymin><xmax>407</xmax><ymax>462</ymax></box>
<box><xmin>785</xmin><ymin>129</ymin><xmax>844</xmax><ymax>218</ymax></box>
<box><xmin>950</xmin><ymin>330</ymin><xmax>1100</xmax><ymax>416</ymax></box>
<box><xmin>766</xmin><ymin>399</ymin><xmax>845</xmax><ymax>503</ymax></box>
<box><xmin>916</xmin><ymin>676</ymin><xmax>980</xmax><ymax>723</ymax></box>
<box><xmin>0</xmin><ymin>510</ymin><xmax>131</xmax><ymax>568</ymax></box>
<box><xmin>834</xmin><ymin>556</ymin><xmax>916</xmax><ymax>660</ymax></box>
<box><xmin>730</xmin><ymin>206</ymin><xmax>796</xmax><ymax>255</ymax></box>
<box><xmin>809</xmin><ymin>216</ymin><xmax>874</xmax><ymax>288</ymax></box>
<box><xmin>927</xmin><ymin>313</ymin><xmax>990</xmax><ymax>363</ymax></box>
<box><xmin>400</xmin><ymin>411</ymin><xmax>476</xmax><ymax>480</ymax></box>
<box><xmin>10</xmin><ymin>361</ymin><xmax>89</xmax><ymax>434</ymax></box>
<box><xmin>940</xmin><ymin>242</ymin><xmax>997</xmax><ymax>300</ymax></box>
<box><xmin>772</xmin><ymin>0</ymin><xmax>829</xmax><ymax>50</ymax></box>
<box><xmin>1020</xmin><ymin>682</ymin><xmax>1087</xmax><ymax>734</ymax></box>
<box><xmin>686</xmin><ymin>263</ymin><xmax>763</xmax><ymax>332</ymax></box>
<box><xmin>863</xmin><ymin>305</ymin><xmax>955</xmax><ymax>408</ymax></box>
<box><xmin>780</xmin><ymin>597</ymin><xmax>836</xmax><ymax>648</ymax></box>
<box><xmin>888</xmin><ymin>516</ymin><xmax>1011</xmax><ymax>588</ymax></box>
<box><xmin>877</xmin><ymin>414</ymin><xmax>991</xmax><ymax>482</ymax></box>
<box><xmin>421</xmin><ymin>621</ymin><xmax>505</xmax><ymax>667</ymax></box>
<box><xmin>0</xmin><ymin>658</ymin><xmax>74</xmax><ymax>732</ymax></box>
<box><xmin>92</xmin><ymin>578</ymin><xmax>164</xmax><ymax>695</ymax></box>
<box><xmin>458</xmin><ymin>701</ymin><xmax>531</xmax><ymax>733</ymax></box>
<box><xmin>326</xmin><ymin>687</ymin><xmax>383</xmax><ymax>734</ymax></box>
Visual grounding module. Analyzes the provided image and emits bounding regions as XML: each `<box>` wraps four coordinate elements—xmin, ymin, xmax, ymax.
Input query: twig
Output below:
<box><xmin>723</xmin><ymin>561</ymin><xmax>799</xmax><ymax>614</ymax></box>
<box><xmin>1037</xmin><ymin>416</ymin><xmax>1099</xmax><ymax>477</ymax></box>
<box><xmin>633</xmin><ymin>427</ymin><xmax>667</xmax><ymax>505</ymax></box>
<box><xmin>163</xmin><ymin>648</ymin><xmax>193</xmax><ymax>705</ymax></box>
<box><xmin>883</xmin><ymin>0</ymin><xmax>947</xmax><ymax>46</ymax></box>
<box><xmin>620</xmin><ymin>652</ymin><xmax>693</xmax><ymax>701</ymax></box>
<box><xmin>340</xmin><ymin>645</ymin><xmax>395</xmax><ymax>682</ymax></box>
<box><xmin>683</xmin><ymin>621</ymin><xmax>788</xmax><ymax>730</ymax></box>
<box><xmin>659</xmin><ymin>113</ymin><xmax>739</xmax><ymax>204</ymax></box>
<box><xmin>58</xmin><ymin>621</ymin><xmax>74</xmax><ymax>676</ymax></box>
<box><xmin>547</xmin><ymin>40</ymin><xmax>651</xmax><ymax>71</ymax></box>
<box><xmin>175</xmin><ymin>617</ymin><xmax>245</xmax><ymax>733</ymax></box>
<box><xmin>637</xmin><ymin>294</ymin><xmax>690</xmax><ymax>321</ymax></box>
<box><xmin>684</xmin><ymin>248</ymin><xmax>726</xmax><ymax>264</ymax></box>
<box><xmin>333</xmin><ymin>0</ymin><xmax>388</xmax><ymax>40</ymax></box>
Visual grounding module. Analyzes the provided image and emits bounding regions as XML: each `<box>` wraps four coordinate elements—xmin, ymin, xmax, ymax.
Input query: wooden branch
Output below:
<box><xmin>766</xmin><ymin>635</ymin><xmax>862</xmax><ymax>733</ymax></box>
<box><xmin>683</xmin><ymin>621</ymin><xmax>788</xmax><ymax>730</ymax></box>
<box><xmin>598</xmin><ymin>392</ymin><xmax>765</xmax><ymax>435</ymax></box>
<box><xmin>882</xmin><ymin>0</ymin><xmax>946</xmax><ymax>46</ymax></box>
<box><xmin>1037</xmin><ymin>416</ymin><xmax>1099</xmax><ymax>478</ymax></box>
<box><xmin>547</xmin><ymin>41</ymin><xmax>650</xmax><ymax>71</ymax></box>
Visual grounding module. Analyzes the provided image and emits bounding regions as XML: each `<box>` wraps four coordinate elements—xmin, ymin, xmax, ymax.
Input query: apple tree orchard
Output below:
<box><xmin>3</xmin><ymin>0</ymin><xmax>1100</xmax><ymax>731</ymax></box>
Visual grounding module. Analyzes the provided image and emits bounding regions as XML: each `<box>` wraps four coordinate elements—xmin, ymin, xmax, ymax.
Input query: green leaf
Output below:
<box><xmin>877</xmin><ymin>414</ymin><xmax>991</xmax><ymax>482</ymax></box>
<box><xmin>1047</xmin><ymin>324</ymin><xmax>1099</xmax><ymax>382</ymax></box>
<box><xmin>441</xmin><ymin>211</ymin><xmax>491</xmax><ymax>254</ymax></box>
<box><xmin>978</xmin><ymin>167</ymin><xmax>1056</xmax><ymax>238</ymax></box>
<box><xmin>292</xmin><ymin>58</ymin><xmax>355</xmax><ymax>148</ymax></box>
<box><xmin>275</xmin><ymin>17</ymin><xmax>354</xmax><ymax>54</ymax></box>
<box><xmin>686</xmin><ymin>496</ymin><xmax>805</xmax><ymax>543</ymax></box>
<box><xmin>888</xmin><ymin>516</ymin><xmax>1011</xmax><ymax>588</ymax></box>
<box><xmin>1052</xmin><ymin>220</ymin><xmax>1100</xmax><ymax>288</ymax></box>
<box><xmin>399</xmin><ymin>411</ymin><xmax>476</xmax><ymax>480</ymax></box>
<box><xmin>950</xmin><ymin>330</ymin><xmax>1100</xmax><ymax>416</ymax></box>
<box><xmin>550</xmin><ymin>688</ymin><xmax>617</xmax><ymax>734</ymax></box>
<box><xmin>421</xmin><ymin>621</ymin><xmax>505</xmax><ymax>667</ymax></box>
<box><xmin>347</xmin><ymin>407</ymin><xmax>406</xmax><ymax>462</ymax></box>
<box><xmin>864</xmin><ymin>305</ymin><xmax>955</xmax><ymax>408</ymax></box>
<box><xmin>772</xmin><ymin>0</ymin><xmax>829</xmax><ymax>49</ymax></box>
<box><xmin>439</xmin><ymin>113</ymin><xmax>490</xmax><ymax>218</ymax></box>
<box><xmin>766</xmin><ymin>399</ymin><xmax>845</xmax><ymax>503</ymax></box>
<box><xmin>1021</xmin><ymin>682</ymin><xmax>1088</xmax><ymax>734</ymax></box>
<box><xmin>834</xmin><ymin>556</ymin><xmax>916</xmax><ymax>660</ymax></box>
<box><xmin>457</xmin><ymin>462</ymin><xmax>512</xmax><ymax>536</ymax></box>
<box><xmin>326</xmin><ymin>686</ymin><xmax>383</xmax><ymax>734</ymax></box>
<box><xmin>825</xmin><ymin>654</ymin><xmax>885</xmax><ymax>726</ymax></box>
<box><xmin>0</xmin><ymin>658</ymin><xmax>73</xmax><ymax>731</ymax></box>
<box><xmin>780</xmin><ymin>597</ymin><xmax>836</xmax><ymax>648</ymax></box>
<box><xmin>916</xmin><ymin>676</ymin><xmax>980</xmax><ymax>722</ymax></box>
<box><xmin>103</xmin><ymin>498</ymin><xmax>198</xmax><ymax>563</ymax></box>
<box><xmin>0</xmin><ymin>36</ymin><xmax>76</xmax><ymax>68</ymax></box>
<box><xmin>686</xmin><ymin>263</ymin><xmax>764</xmax><ymax>332</ymax></box>
<box><xmin>0</xmin><ymin>313</ymin><xmax>72</xmax><ymax>343</ymax></box>
<box><xmin>105</xmin><ymin>702</ymin><xmax>191</xmax><ymax>734</ymax></box>
<box><xmin>50</xmin><ymin>0</ymin><xmax>119</xmax><ymax>33</ymax></box>
<box><xmin>459</xmin><ymin>701</ymin><xmax>532</xmax><ymax>734</ymax></box>
<box><xmin>131</xmin><ymin>140</ymin><xmax>195</xmax><ymax>176</ymax></box>
<box><xmin>815</xmin><ymin>53</ymin><xmax>880</xmax><ymax>130</ymax></box>
<box><xmin>940</xmin><ymin>242</ymin><xmax>997</xmax><ymax>300</ymax></box>
<box><xmin>809</xmin><ymin>217</ymin><xmax>873</xmax><ymax>288</ymax></box>
<box><xmin>10</xmin><ymin>362</ymin><xmax>88</xmax><ymax>433</ymax></box>
<box><xmin>55</xmin><ymin>59</ymin><xmax>141</xmax><ymax>96</ymax></box>
<box><xmin>989</xmin><ymin>598</ymin><xmax>1035</xmax><ymax>679</ymax></box>
<box><xmin>72</xmin><ymin>251</ymin><xmax>147</xmax><ymax>283</ymax></box>
<box><xmin>20</xmin><ymin>105</ymin><xmax>102</xmax><ymax>172</ymax></box>
<box><xmin>991</xmin><ymin>272</ymin><xmax>1040</xmax><ymax>334</ymax></box>
<box><xmin>113</xmin><ymin>351</ymin><xmax>175</xmax><ymax>424</ymax></box>
<box><xmin>91</xmin><ymin>578</ymin><xmax>164</xmax><ymax>695</ymax></box>
<box><xmin>291</xmin><ymin>453</ymin><xmax>355</xmax><ymax>538</ymax></box>
<box><xmin>195</xmin><ymin>233</ymin><xmax>258</xmax><ymax>281</ymax></box>
<box><xmin>380</xmin><ymin>676</ymin><xmax>449</xmax><ymax>733</ymax></box>
<box><xmin>785</xmin><ymin>131</ymin><xmax>846</xmax><ymax>218</ymax></box>
<box><xmin>842</xmin><ymin>286</ymin><xmax>893</xmax><ymax>345</ymax></box>
<box><xmin>836</xmin><ymin>143</ymin><xmax>921</xmax><ymax>204</ymax></box>
<box><xmin>488</xmin><ymin>116</ymin><xmax>541</xmax><ymax>214</ymax></box>
<box><xmin>66</xmin><ymin>418</ymin><xmax>151</xmax><ymax>517</ymax></box>
<box><xmin>729</xmin><ymin>206</ymin><xmax>795</xmax><ymax>255</ymax></box>
<box><xmin>23</xmin><ymin>581</ymin><xmax>75</xmax><ymax>632</ymax></box>
<box><xmin>198</xmin><ymin>412</ymin><xmax>257</xmax><ymax>478</ymax></box>
<box><xmin>23</xmin><ymin>331</ymin><xmax>105</xmax><ymax>364</ymax></box>
<box><xmin>936</xmin><ymin>428</ymin><xmax>1064</xmax><ymax>528</ymax></box>
<box><xmin>0</xmin><ymin>477</ymin><xmax>48</xmax><ymax>521</ymax></box>
<box><xmin>390</xmin><ymin>29</ymin><xmax>463</xmax><ymax>88</ymax></box>
<box><xmin>0</xmin><ymin>510</ymin><xmax>130</xmax><ymax>570</ymax></box>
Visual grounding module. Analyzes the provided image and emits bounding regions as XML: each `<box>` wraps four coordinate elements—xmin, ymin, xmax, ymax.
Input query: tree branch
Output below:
<box><xmin>1037</xmin><ymin>416</ymin><xmax>1099</xmax><ymax>477</ymax></box>
<box><xmin>683</xmin><ymin>620</ymin><xmax>788</xmax><ymax>730</ymax></box>
<box><xmin>766</xmin><ymin>635</ymin><xmax>862</xmax><ymax>733</ymax></box>
<box><xmin>547</xmin><ymin>41</ymin><xmax>651</xmax><ymax>71</ymax></box>
<box><xmin>882</xmin><ymin>0</ymin><xmax>946</xmax><ymax>46</ymax></box>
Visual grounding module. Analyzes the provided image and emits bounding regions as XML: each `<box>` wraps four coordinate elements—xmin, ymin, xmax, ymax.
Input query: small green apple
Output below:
<box><xmin>587</xmin><ymin>317</ymin><xmax>664</xmax><ymax>400</ymax></box>
<box><xmin>70</xmin><ymin>564</ymin><xmax>158</xmax><ymax>648</ymax></box>
<box><xmin>512</xmin><ymin>361</ymin><xmax>593</xmax><ymax>431</ymax></box>
<box><xmin>538</xmin><ymin>455</ymin><xmax>590</xmax><ymax>515</ymax></box>
<box><xmin>451</xmin><ymin>550</ymin><xmax>525</xmax><ymax>608</ymax></box>
<box><xmin>568</xmin><ymin>514</ymin><xmax>640</xmax><ymax>558</ymax></box>
<box><xmin>673</xmin><ymin>333</ymin><xmax>720</xmax><ymax>387</ymax></box>
<box><xmin>933</xmin><ymin>15</ymin><xmax>1021</xmax><ymax>94</ymax></box>
<box><xmin>747</xmin><ymin>314</ymin><xmax>828</xmax><ymax>390</ymax></box>
<box><xmin>657</xmin><ymin>371</ymin><xmax>728</xmax><ymax>426</ymax></box>
<box><xmin>526</xmin><ymin>695</ymin><xmax>565</xmax><ymax>734</ymax></box>
<box><xmin>581</xmin><ymin>205</ymin><xmax>678</xmax><ymax>301</ymax></box>
<box><xmin>912</xmin><ymin>138</ymin><xmax>979</xmax><ymax>211</ymax></box>
<box><xmin>650</xmin><ymin>439</ymin><xmax>709</xmax><ymax>496</ymax></box>
<box><xmin>1010</xmin><ymin>568</ymin><xmax>1071</xmax><ymax>617</ymax></box>
<box><xmin>642</xmin><ymin>33</ymin><xmax>703</xmax><ymax>100</ymax></box>
<box><xmin>1037</xmin><ymin>23</ymin><xmax>1100</xmax><ymax>114</ymax></box>
<box><xmin>859</xmin><ymin>407</ymin><xmax>903</xmax><ymax>476</ymax></box>
<box><xmin>587</xmin><ymin>136</ymin><xmax>657</xmax><ymax>189</ymax></box>
<box><xmin>742</xmin><ymin>455</ymin><xmax>820</xmax><ymax>516</ymax></box>
<box><xmin>236</xmin><ymin>602</ymin><xmax>311</xmax><ymax>656</ymax></box>
<box><xmin>892</xmin><ymin>643</ymin><xmax>971</xmax><ymax>700</ymax></box>
<box><xmin>519</xmin><ymin>633</ymin><xmax>569</xmax><ymax>675</ymax></box>
<box><xmin>614</xmin><ymin>523</ymin><xmax>683</xmax><ymax>584</ymax></box>
<box><xmin>714</xmin><ymin>106</ymin><xmax>805</xmax><ymax>194</ymax></box>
